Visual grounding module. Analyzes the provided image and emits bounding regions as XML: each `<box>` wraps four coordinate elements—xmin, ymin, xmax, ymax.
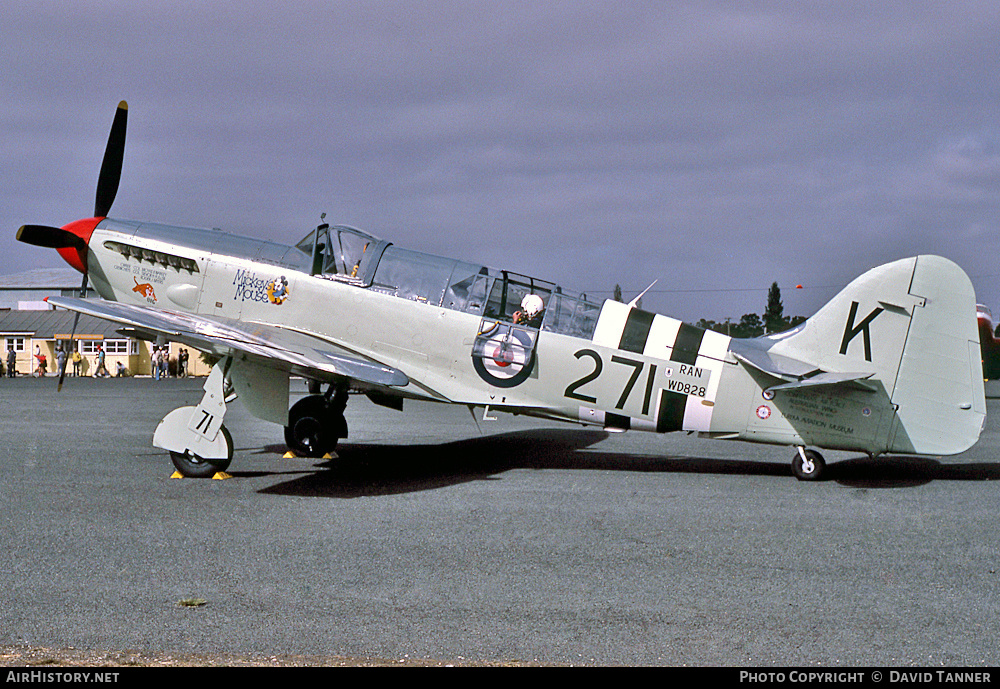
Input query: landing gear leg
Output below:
<box><xmin>792</xmin><ymin>446</ymin><xmax>826</xmax><ymax>481</ymax></box>
<box><xmin>284</xmin><ymin>383</ymin><xmax>349</xmax><ymax>458</ymax></box>
<box><xmin>153</xmin><ymin>360</ymin><xmax>234</xmax><ymax>478</ymax></box>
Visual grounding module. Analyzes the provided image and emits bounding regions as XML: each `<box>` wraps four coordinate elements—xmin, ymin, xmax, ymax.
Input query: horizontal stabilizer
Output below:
<box><xmin>732</xmin><ymin>347</ymin><xmax>875</xmax><ymax>393</ymax></box>
<box><xmin>731</xmin><ymin>347</ymin><xmax>818</xmax><ymax>382</ymax></box>
<box><xmin>762</xmin><ymin>371</ymin><xmax>876</xmax><ymax>393</ymax></box>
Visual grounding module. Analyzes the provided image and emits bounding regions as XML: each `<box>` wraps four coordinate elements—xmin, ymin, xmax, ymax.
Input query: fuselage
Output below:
<box><xmin>63</xmin><ymin>216</ymin><xmax>978</xmax><ymax>458</ymax></box>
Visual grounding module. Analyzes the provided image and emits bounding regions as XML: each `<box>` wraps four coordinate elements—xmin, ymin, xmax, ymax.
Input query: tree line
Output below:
<box><xmin>697</xmin><ymin>282</ymin><xmax>806</xmax><ymax>337</ymax></box>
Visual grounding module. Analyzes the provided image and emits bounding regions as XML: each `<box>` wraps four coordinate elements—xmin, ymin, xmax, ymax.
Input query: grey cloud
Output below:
<box><xmin>4</xmin><ymin>2</ymin><xmax>1000</xmax><ymax>322</ymax></box>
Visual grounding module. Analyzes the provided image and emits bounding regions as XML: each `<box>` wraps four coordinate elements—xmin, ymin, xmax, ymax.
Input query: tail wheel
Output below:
<box><xmin>792</xmin><ymin>448</ymin><xmax>826</xmax><ymax>481</ymax></box>
<box><xmin>284</xmin><ymin>395</ymin><xmax>346</xmax><ymax>458</ymax></box>
<box><xmin>170</xmin><ymin>425</ymin><xmax>234</xmax><ymax>478</ymax></box>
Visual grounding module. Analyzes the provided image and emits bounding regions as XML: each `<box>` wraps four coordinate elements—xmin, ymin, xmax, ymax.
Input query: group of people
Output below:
<box><xmin>51</xmin><ymin>343</ymin><xmax>109</xmax><ymax>378</ymax></box>
<box><xmin>151</xmin><ymin>346</ymin><xmax>191</xmax><ymax>380</ymax></box>
<box><xmin>1</xmin><ymin>343</ymin><xmax>193</xmax><ymax>379</ymax></box>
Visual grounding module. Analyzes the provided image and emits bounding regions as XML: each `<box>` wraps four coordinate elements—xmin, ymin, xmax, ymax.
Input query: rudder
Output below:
<box><xmin>888</xmin><ymin>255</ymin><xmax>985</xmax><ymax>454</ymax></box>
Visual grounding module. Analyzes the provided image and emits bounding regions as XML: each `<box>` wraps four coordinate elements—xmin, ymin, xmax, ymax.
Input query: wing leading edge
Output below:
<box><xmin>45</xmin><ymin>297</ymin><xmax>409</xmax><ymax>389</ymax></box>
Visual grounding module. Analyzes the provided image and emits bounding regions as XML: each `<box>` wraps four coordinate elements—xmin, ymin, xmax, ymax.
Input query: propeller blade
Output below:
<box><xmin>16</xmin><ymin>224</ymin><xmax>88</xmax><ymax>250</ymax></box>
<box><xmin>94</xmin><ymin>100</ymin><xmax>128</xmax><ymax>218</ymax></box>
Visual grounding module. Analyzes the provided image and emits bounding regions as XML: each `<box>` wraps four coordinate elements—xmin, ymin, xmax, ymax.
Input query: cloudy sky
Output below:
<box><xmin>3</xmin><ymin>1</ymin><xmax>1000</xmax><ymax>323</ymax></box>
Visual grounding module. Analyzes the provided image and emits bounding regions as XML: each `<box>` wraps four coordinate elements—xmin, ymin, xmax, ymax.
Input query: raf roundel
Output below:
<box><xmin>472</xmin><ymin>327</ymin><xmax>536</xmax><ymax>388</ymax></box>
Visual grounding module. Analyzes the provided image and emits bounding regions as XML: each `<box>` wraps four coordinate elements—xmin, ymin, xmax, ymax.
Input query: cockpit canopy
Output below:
<box><xmin>293</xmin><ymin>223</ymin><xmax>601</xmax><ymax>337</ymax></box>
<box><xmin>295</xmin><ymin>224</ymin><xmax>388</xmax><ymax>284</ymax></box>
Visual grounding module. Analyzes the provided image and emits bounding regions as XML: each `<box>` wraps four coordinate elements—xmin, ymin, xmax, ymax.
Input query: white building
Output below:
<box><xmin>0</xmin><ymin>268</ymin><xmax>207</xmax><ymax>377</ymax></box>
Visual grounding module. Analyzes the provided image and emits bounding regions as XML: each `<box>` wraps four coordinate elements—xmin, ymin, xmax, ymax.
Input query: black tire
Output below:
<box><xmin>792</xmin><ymin>448</ymin><xmax>825</xmax><ymax>481</ymax></box>
<box><xmin>284</xmin><ymin>395</ymin><xmax>345</xmax><ymax>458</ymax></box>
<box><xmin>170</xmin><ymin>426</ymin><xmax>233</xmax><ymax>478</ymax></box>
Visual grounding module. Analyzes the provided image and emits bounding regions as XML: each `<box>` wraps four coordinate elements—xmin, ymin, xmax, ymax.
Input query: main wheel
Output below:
<box><xmin>284</xmin><ymin>395</ymin><xmax>346</xmax><ymax>458</ymax></box>
<box><xmin>170</xmin><ymin>425</ymin><xmax>234</xmax><ymax>478</ymax></box>
<box><xmin>792</xmin><ymin>448</ymin><xmax>826</xmax><ymax>481</ymax></box>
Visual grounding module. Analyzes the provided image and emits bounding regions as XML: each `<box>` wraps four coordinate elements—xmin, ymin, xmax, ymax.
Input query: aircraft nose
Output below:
<box><xmin>55</xmin><ymin>217</ymin><xmax>101</xmax><ymax>273</ymax></box>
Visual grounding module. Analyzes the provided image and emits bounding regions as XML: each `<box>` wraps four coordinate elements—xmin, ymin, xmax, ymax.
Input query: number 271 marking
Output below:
<box><xmin>564</xmin><ymin>349</ymin><xmax>658</xmax><ymax>415</ymax></box>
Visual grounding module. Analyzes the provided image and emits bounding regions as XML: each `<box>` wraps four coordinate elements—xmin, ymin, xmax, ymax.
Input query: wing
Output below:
<box><xmin>45</xmin><ymin>297</ymin><xmax>408</xmax><ymax>389</ymax></box>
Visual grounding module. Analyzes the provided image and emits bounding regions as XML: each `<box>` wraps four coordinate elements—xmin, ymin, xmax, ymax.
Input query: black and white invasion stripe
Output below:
<box><xmin>589</xmin><ymin>300</ymin><xmax>730</xmax><ymax>433</ymax></box>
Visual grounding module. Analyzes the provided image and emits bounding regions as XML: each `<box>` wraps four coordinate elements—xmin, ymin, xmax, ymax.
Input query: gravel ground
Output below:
<box><xmin>0</xmin><ymin>645</ymin><xmax>526</xmax><ymax>667</ymax></box>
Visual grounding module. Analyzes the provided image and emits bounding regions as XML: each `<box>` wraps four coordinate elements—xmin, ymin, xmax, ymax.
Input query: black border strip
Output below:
<box><xmin>618</xmin><ymin>309</ymin><xmax>656</xmax><ymax>353</ymax></box>
<box><xmin>656</xmin><ymin>390</ymin><xmax>687</xmax><ymax>433</ymax></box>
<box><xmin>671</xmin><ymin>323</ymin><xmax>705</xmax><ymax>365</ymax></box>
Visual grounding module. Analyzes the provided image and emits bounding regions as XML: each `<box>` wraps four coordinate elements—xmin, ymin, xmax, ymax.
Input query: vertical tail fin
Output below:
<box><xmin>766</xmin><ymin>255</ymin><xmax>985</xmax><ymax>455</ymax></box>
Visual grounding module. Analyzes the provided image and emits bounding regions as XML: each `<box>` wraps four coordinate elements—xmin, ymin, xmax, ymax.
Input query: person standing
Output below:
<box><xmin>6</xmin><ymin>347</ymin><xmax>16</xmax><ymax>377</ymax></box>
<box><xmin>95</xmin><ymin>344</ymin><xmax>109</xmax><ymax>378</ymax></box>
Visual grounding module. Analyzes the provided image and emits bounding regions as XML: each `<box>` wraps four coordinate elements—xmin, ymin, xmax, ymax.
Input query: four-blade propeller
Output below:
<box><xmin>16</xmin><ymin>101</ymin><xmax>129</xmax><ymax>389</ymax></box>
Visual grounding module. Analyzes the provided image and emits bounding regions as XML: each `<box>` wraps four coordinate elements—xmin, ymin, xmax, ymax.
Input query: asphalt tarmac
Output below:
<box><xmin>1</xmin><ymin>376</ymin><xmax>998</xmax><ymax>666</ymax></box>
